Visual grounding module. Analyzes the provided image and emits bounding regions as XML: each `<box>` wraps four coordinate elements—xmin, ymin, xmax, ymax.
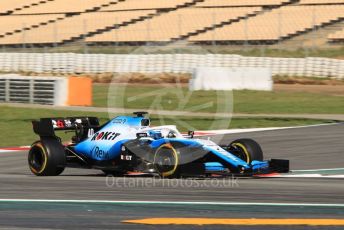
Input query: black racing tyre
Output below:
<box><xmin>153</xmin><ymin>143</ymin><xmax>180</xmax><ymax>178</ymax></box>
<box><xmin>28</xmin><ymin>138</ymin><xmax>66</xmax><ymax>176</ymax></box>
<box><xmin>229</xmin><ymin>139</ymin><xmax>263</xmax><ymax>164</ymax></box>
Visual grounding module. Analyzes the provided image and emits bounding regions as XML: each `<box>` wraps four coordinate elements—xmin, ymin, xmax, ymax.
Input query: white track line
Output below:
<box><xmin>292</xmin><ymin>168</ymin><xmax>344</xmax><ymax>172</ymax></box>
<box><xmin>190</xmin><ymin>123</ymin><xmax>338</xmax><ymax>136</ymax></box>
<box><xmin>0</xmin><ymin>199</ymin><xmax>343</xmax><ymax>207</ymax></box>
<box><xmin>271</xmin><ymin>174</ymin><xmax>344</xmax><ymax>179</ymax></box>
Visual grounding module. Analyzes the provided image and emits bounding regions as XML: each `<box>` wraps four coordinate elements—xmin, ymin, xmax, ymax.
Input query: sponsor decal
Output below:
<box><xmin>136</xmin><ymin>133</ymin><xmax>148</xmax><ymax>138</ymax></box>
<box><xmin>121</xmin><ymin>155</ymin><xmax>132</xmax><ymax>161</ymax></box>
<box><xmin>90</xmin><ymin>146</ymin><xmax>110</xmax><ymax>160</ymax></box>
<box><xmin>63</xmin><ymin>119</ymin><xmax>72</xmax><ymax>128</ymax></box>
<box><xmin>91</xmin><ymin>132</ymin><xmax>120</xmax><ymax>141</ymax></box>
<box><xmin>87</xmin><ymin>128</ymin><xmax>95</xmax><ymax>138</ymax></box>
<box><xmin>52</xmin><ymin>119</ymin><xmax>80</xmax><ymax>129</ymax></box>
<box><xmin>113</xmin><ymin>119</ymin><xmax>126</xmax><ymax>124</ymax></box>
<box><xmin>52</xmin><ymin>119</ymin><xmax>65</xmax><ymax>129</ymax></box>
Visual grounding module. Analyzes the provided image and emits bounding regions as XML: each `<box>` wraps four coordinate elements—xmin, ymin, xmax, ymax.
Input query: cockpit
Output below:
<box><xmin>141</xmin><ymin>126</ymin><xmax>183</xmax><ymax>140</ymax></box>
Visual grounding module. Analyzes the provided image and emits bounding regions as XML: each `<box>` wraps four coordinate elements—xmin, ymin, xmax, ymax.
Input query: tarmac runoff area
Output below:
<box><xmin>0</xmin><ymin>123</ymin><xmax>343</xmax><ymax>229</ymax></box>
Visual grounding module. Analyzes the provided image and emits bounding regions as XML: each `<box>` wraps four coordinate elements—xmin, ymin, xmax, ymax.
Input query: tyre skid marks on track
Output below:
<box><xmin>0</xmin><ymin>123</ymin><xmax>337</xmax><ymax>153</ymax></box>
<box><xmin>1</xmin><ymin>149</ymin><xmax>344</xmax><ymax>178</ymax></box>
<box><xmin>1</xmin><ymin>123</ymin><xmax>343</xmax><ymax>178</ymax></box>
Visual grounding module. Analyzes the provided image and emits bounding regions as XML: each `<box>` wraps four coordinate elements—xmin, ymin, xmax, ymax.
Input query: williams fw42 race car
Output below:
<box><xmin>28</xmin><ymin>112</ymin><xmax>289</xmax><ymax>177</ymax></box>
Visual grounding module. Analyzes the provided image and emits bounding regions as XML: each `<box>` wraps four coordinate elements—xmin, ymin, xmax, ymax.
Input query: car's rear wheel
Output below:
<box><xmin>28</xmin><ymin>138</ymin><xmax>66</xmax><ymax>176</ymax></box>
<box><xmin>229</xmin><ymin>139</ymin><xmax>263</xmax><ymax>164</ymax></box>
<box><xmin>153</xmin><ymin>143</ymin><xmax>180</xmax><ymax>178</ymax></box>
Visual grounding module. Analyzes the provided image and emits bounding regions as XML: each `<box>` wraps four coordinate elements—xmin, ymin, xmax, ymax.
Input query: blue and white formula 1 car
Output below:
<box><xmin>28</xmin><ymin>112</ymin><xmax>289</xmax><ymax>177</ymax></box>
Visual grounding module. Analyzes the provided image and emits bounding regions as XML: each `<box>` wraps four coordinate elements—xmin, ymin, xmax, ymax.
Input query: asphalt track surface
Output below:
<box><xmin>0</xmin><ymin>123</ymin><xmax>344</xmax><ymax>229</ymax></box>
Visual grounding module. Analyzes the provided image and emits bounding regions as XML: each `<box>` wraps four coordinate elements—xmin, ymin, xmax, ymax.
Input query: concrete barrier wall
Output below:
<box><xmin>0</xmin><ymin>53</ymin><xmax>342</xmax><ymax>78</ymax></box>
<box><xmin>190</xmin><ymin>67</ymin><xmax>273</xmax><ymax>91</ymax></box>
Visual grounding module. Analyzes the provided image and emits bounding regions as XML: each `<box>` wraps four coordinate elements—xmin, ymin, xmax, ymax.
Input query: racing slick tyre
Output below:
<box><xmin>153</xmin><ymin>143</ymin><xmax>180</xmax><ymax>178</ymax></box>
<box><xmin>28</xmin><ymin>138</ymin><xmax>66</xmax><ymax>176</ymax></box>
<box><xmin>229</xmin><ymin>139</ymin><xmax>263</xmax><ymax>164</ymax></box>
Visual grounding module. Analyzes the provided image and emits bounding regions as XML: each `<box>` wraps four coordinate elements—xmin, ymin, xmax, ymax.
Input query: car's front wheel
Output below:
<box><xmin>229</xmin><ymin>138</ymin><xmax>263</xmax><ymax>164</ymax></box>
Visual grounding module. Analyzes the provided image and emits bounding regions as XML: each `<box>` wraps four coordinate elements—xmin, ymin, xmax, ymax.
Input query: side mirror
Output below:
<box><xmin>141</xmin><ymin>118</ymin><xmax>150</xmax><ymax>127</ymax></box>
<box><xmin>188</xmin><ymin>130</ymin><xmax>194</xmax><ymax>138</ymax></box>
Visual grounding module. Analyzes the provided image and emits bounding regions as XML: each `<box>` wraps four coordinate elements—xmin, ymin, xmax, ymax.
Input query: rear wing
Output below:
<box><xmin>32</xmin><ymin>117</ymin><xmax>100</xmax><ymax>137</ymax></box>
